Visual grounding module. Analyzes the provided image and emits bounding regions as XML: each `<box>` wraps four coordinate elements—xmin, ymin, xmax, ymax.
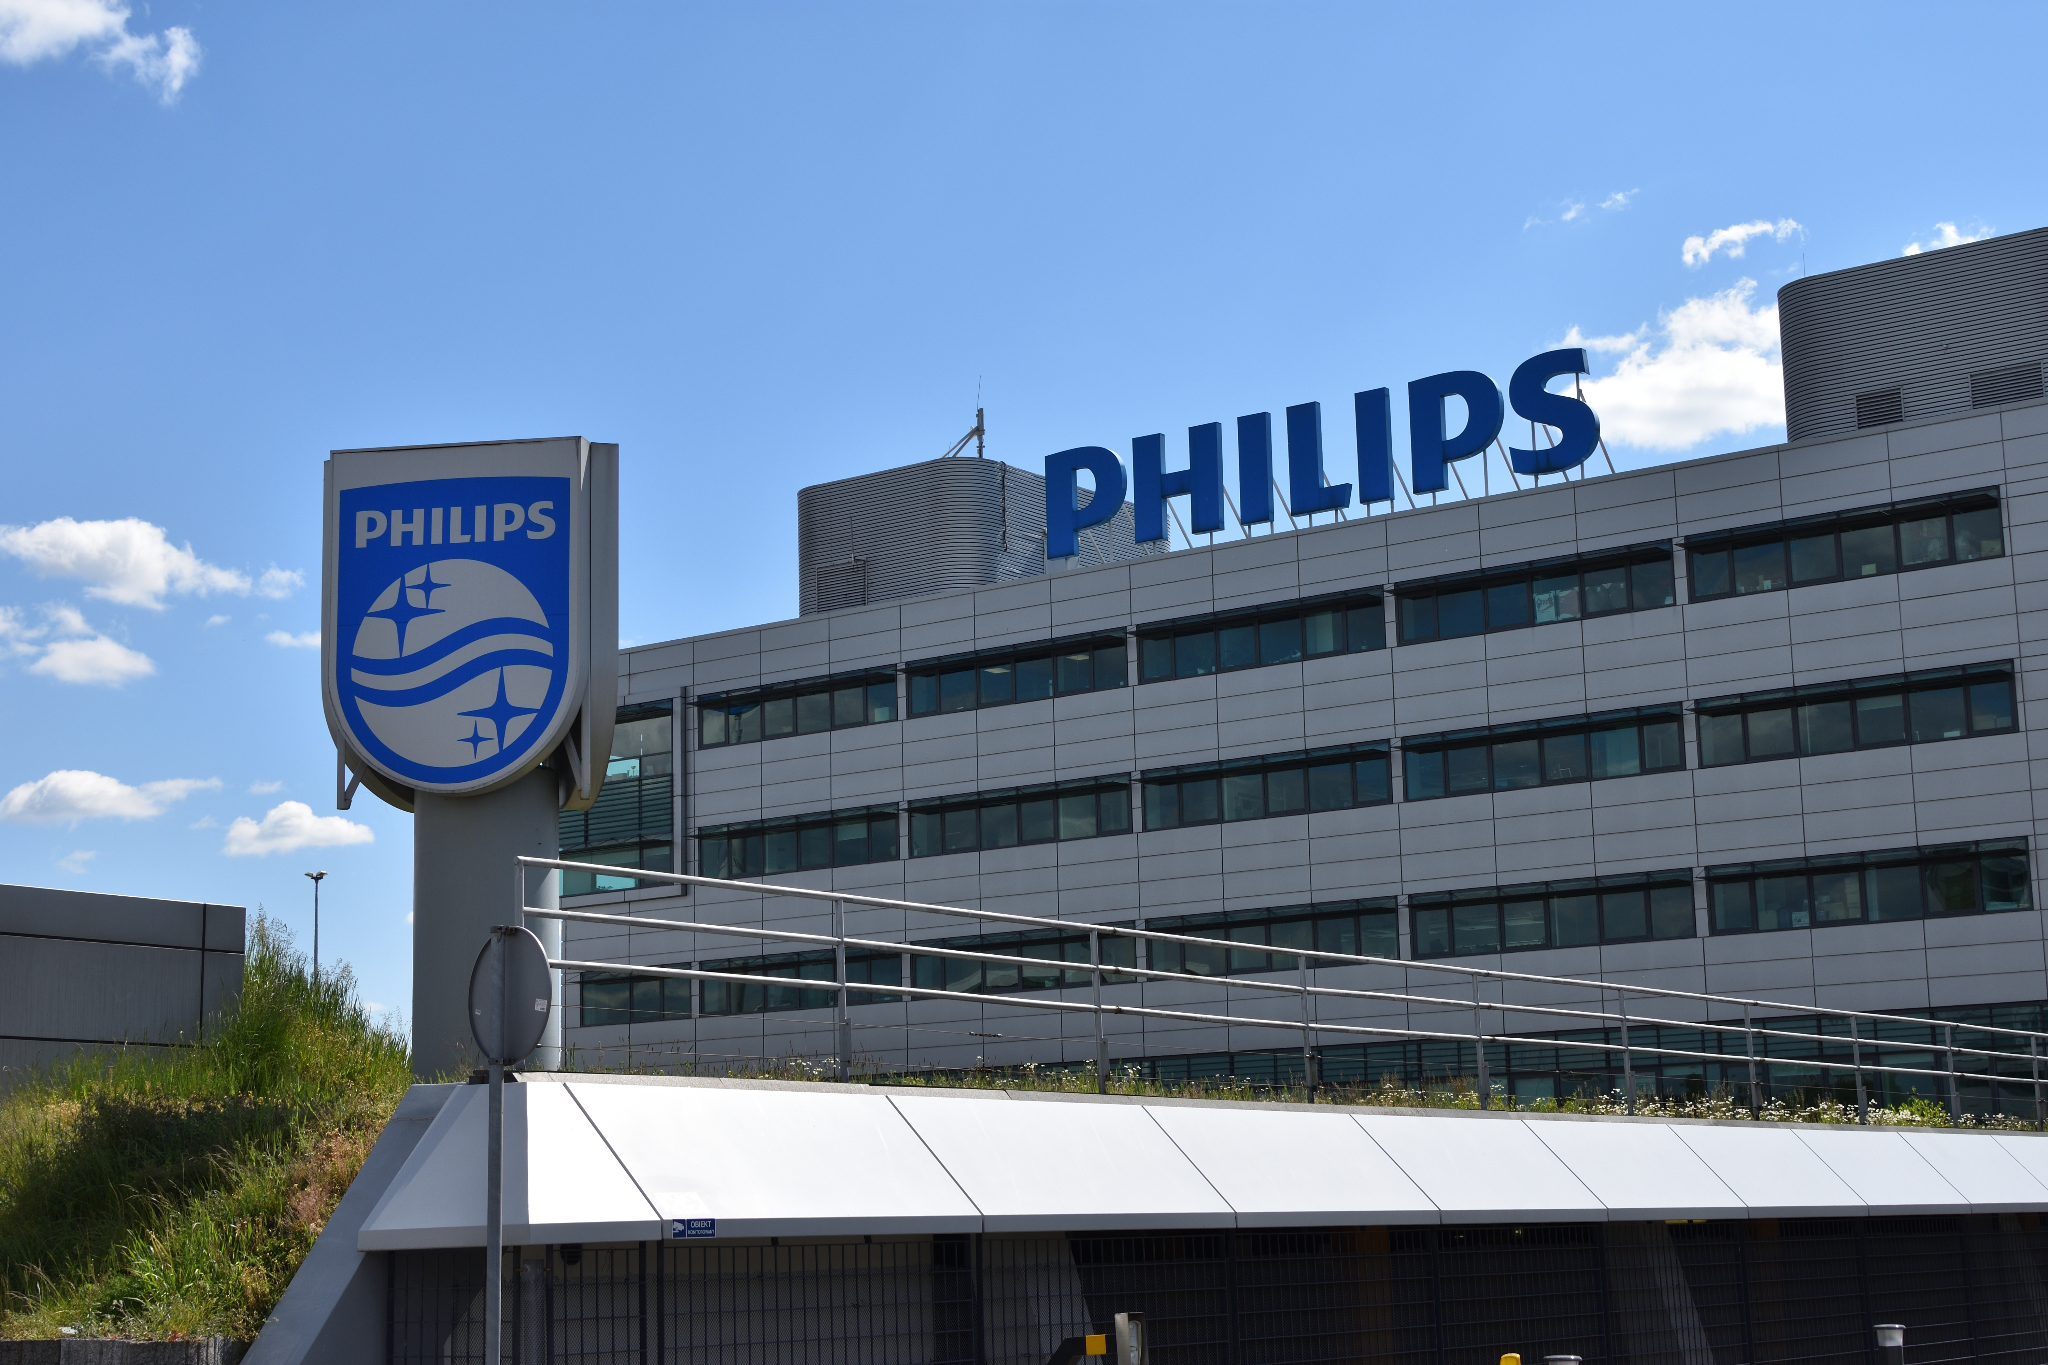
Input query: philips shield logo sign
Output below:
<box><xmin>323</xmin><ymin>440</ymin><xmax>618</xmax><ymax>805</ymax></box>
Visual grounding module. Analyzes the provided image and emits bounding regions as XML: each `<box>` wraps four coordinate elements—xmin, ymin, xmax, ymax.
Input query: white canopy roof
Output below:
<box><xmin>357</xmin><ymin>1075</ymin><xmax>2048</xmax><ymax>1251</ymax></box>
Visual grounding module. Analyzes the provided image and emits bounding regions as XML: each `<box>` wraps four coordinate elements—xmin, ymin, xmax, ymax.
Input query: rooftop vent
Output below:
<box><xmin>813</xmin><ymin>558</ymin><xmax>868</xmax><ymax>613</ymax></box>
<box><xmin>1855</xmin><ymin>388</ymin><xmax>1904</xmax><ymax>429</ymax></box>
<box><xmin>1971</xmin><ymin>361</ymin><xmax>2044</xmax><ymax>410</ymax></box>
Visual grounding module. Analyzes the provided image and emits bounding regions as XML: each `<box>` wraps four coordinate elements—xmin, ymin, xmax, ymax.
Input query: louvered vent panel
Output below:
<box><xmin>1971</xmin><ymin>361</ymin><xmax>2044</xmax><ymax>409</ymax></box>
<box><xmin>1855</xmin><ymin>388</ymin><xmax>1904</xmax><ymax>428</ymax></box>
<box><xmin>813</xmin><ymin>559</ymin><xmax>867</xmax><ymax>612</ymax></box>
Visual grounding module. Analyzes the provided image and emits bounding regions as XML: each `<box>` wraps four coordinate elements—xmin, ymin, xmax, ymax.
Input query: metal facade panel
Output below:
<box><xmin>1894</xmin><ymin>1130</ymin><xmax>2048</xmax><ymax>1211</ymax></box>
<box><xmin>1791</xmin><ymin>1127</ymin><xmax>1969</xmax><ymax>1213</ymax></box>
<box><xmin>1522</xmin><ymin>1118</ymin><xmax>1746</xmax><ymax>1220</ymax></box>
<box><xmin>569</xmin><ymin>1080</ymin><xmax>981</xmax><ymax>1238</ymax></box>
<box><xmin>1348</xmin><ymin>1113</ymin><xmax>1606</xmax><ymax>1221</ymax></box>
<box><xmin>1779</xmin><ymin>228</ymin><xmax>2048</xmax><ymax>440</ymax></box>
<box><xmin>1143</xmin><ymin>1101</ymin><xmax>1440</xmax><ymax>1225</ymax></box>
<box><xmin>887</xmin><ymin>1091</ymin><xmax>1234</xmax><ymax>1232</ymax></box>
<box><xmin>1666</xmin><ymin>1123</ymin><xmax>1867</xmax><ymax>1216</ymax></box>
<box><xmin>356</xmin><ymin>1082</ymin><xmax>658</xmax><ymax>1250</ymax></box>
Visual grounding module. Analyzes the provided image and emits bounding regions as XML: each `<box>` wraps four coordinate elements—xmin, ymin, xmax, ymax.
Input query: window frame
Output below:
<box><xmin>697</xmin><ymin>670</ymin><xmax>897</xmax><ymax>749</ymax></box>
<box><xmin>907</xmin><ymin>924</ymin><xmax>1139</xmax><ymax>996</ymax></box>
<box><xmin>698</xmin><ymin>948</ymin><xmax>908</xmax><ymax>1016</ymax></box>
<box><xmin>1141</xmin><ymin>743</ymin><xmax>1391</xmax><ymax>831</ymax></box>
<box><xmin>1685</xmin><ymin>489</ymin><xmax>2003</xmax><ymax>603</ymax></box>
<box><xmin>1393</xmin><ymin>544</ymin><xmax>1674</xmax><ymax>646</ymax></box>
<box><xmin>1706</xmin><ymin>839</ymin><xmax>2031</xmax><ymax>935</ymax></box>
<box><xmin>1694</xmin><ymin>662</ymin><xmax>2017</xmax><ymax>768</ymax></box>
<box><xmin>1409</xmin><ymin>873</ymin><xmax>1696</xmax><ymax>959</ymax></box>
<box><xmin>907</xmin><ymin>777</ymin><xmax>1133</xmax><ymax>858</ymax></box>
<box><xmin>1136</xmin><ymin>590</ymin><xmax>1384</xmax><ymax>684</ymax></box>
<box><xmin>1147</xmin><ymin>901</ymin><xmax>1398</xmax><ymax>977</ymax></box>
<box><xmin>1400</xmin><ymin>705</ymin><xmax>1686</xmax><ymax>801</ymax></box>
<box><xmin>906</xmin><ymin>634</ymin><xmax>1128</xmax><ymax>718</ymax></box>
<box><xmin>697</xmin><ymin>804</ymin><xmax>901</xmax><ymax>879</ymax></box>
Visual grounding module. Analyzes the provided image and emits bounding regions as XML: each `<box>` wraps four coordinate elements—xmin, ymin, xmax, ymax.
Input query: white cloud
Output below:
<box><xmin>0</xmin><ymin>770</ymin><xmax>219</xmax><ymax>825</ymax></box>
<box><xmin>248</xmin><ymin>779</ymin><xmax>283</xmax><ymax>794</ymax></box>
<box><xmin>223</xmin><ymin>801</ymin><xmax>374</xmax><ymax>857</ymax></box>
<box><xmin>189</xmin><ymin>814</ymin><xmax>216</xmax><ymax>829</ymax></box>
<box><xmin>266</xmin><ymin>630</ymin><xmax>320</xmax><ymax>649</ymax></box>
<box><xmin>1567</xmin><ymin>278</ymin><xmax>1784</xmax><ymax>452</ymax></box>
<box><xmin>204</xmin><ymin>614</ymin><xmax>229</xmax><ymax>627</ymax></box>
<box><xmin>1601</xmin><ymin>189</ymin><xmax>1638</xmax><ymax>211</ymax></box>
<box><xmin>0</xmin><ymin>517</ymin><xmax>298</xmax><ymax>610</ymax></box>
<box><xmin>33</xmin><ymin>632</ymin><xmax>154</xmax><ymax>684</ymax></box>
<box><xmin>57</xmin><ymin>849</ymin><xmax>95</xmax><ymax>873</ymax></box>
<box><xmin>1560</xmin><ymin>201</ymin><xmax>1585</xmax><ymax>222</ymax></box>
<box><xmin>0</xmin><ymin>602</ymin><xmax>153</xmax><ymax>684</ymax></box>
<box><xmin>406</xmin><ymin>910</ymin><xmax>414</xmax><ymax>925</ymax></box>
<box><xmin>0</xmin><ymin>0</ymin><xmax>200</xmax><ymax>102</ymax></box>
<box><xmin>1903</xmin><ymin>221</ymin><xmax>1989</xmax><ymax>256</ymax></box>
<box><xmin>1681</xmin><ymin>218</ymin><xmax>1802</xmax><ymax>267</ymax></box>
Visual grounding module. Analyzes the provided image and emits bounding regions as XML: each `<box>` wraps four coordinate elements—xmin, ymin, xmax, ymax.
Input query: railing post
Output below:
<box><xmin>1946</xmin><ymin>1021</ymin><xmax>1962</xmax><ymax>1124</ymax></box>
<box><xmin>833</xmin><ymin>899</ymin><xmax>849</xmax><ymax>1083</ymax></box>
<box><xmin>1090</xmin><ymin>929</ymin><xmax>1107</xmax><ymax>1094</ymax></box>
<box><xmin>1299</xmin><ymin>949</ymin><xmax>1317</xmax><ymax>1102</ymax></box>
<box><xmin>2032</xmin><ymin>1035</ymin><xmax>2042</xmax><ymax>1133</ymax></box>
<box><xmin>1744</xmin><ymin>1002</ymin><xmax>1759</xmax><ymax>1117</ymax></box>
<box><xmin>1850</xmin><ymin>1014</ymin><xmax>1867</xmax><ymax>1124</ymax></box>
<box><xmin>1472</xmin><ymin>982</ymin><xmax>1489</xmax><ymax>1111</ymax></box>
<box><xmin>1617</xmin><ymin>989</ymin><xmax>1634</xmax><ymax>1116</ymax></box>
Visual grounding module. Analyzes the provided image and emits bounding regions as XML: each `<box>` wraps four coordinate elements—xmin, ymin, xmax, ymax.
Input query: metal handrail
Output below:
<box><xmin>518</xmin><ymin>856</ymin><xmax>2048</xmax><ymax>1124</ymax></box>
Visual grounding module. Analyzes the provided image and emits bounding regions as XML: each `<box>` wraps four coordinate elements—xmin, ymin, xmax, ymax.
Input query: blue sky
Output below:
<box><xmin>1</xmin><ymin>1</ymin><xmax>2044</xmax><ymax>1030</ymax></box>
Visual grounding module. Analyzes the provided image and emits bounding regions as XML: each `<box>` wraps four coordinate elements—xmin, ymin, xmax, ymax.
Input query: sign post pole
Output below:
<box><xmin>470</xmin><ymin>925</ymin><xmax>555</xmax><ymax>1365</ymax></box>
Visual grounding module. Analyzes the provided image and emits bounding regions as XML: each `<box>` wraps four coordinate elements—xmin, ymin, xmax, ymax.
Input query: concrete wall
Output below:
<box><xmin>0</xmin><ymin>884</ymin><xmax>246</xmax><ymax>1088</ymax></box>
<box><xmin>563</xmin><ymin>398</ymin><xmax>2048</xmax><ymax>1072</ymax></box>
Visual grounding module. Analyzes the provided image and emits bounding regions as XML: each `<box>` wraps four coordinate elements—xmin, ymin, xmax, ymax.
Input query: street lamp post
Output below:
<box><xmin>305</xmin><ymin>871</ymin><xmax>328</xmax><ymax>980</ymax></box>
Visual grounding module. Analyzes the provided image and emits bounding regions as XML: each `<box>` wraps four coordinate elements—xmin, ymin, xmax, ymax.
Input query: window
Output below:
<box><xmin>909</xmin><ymin>925</ymin><xmax>1137</xmax><ymax>995</ymax></box>
<box><xmin>700</xmin><ymin>949</ymin><xmax>904</xmax><ymax>1015</ymax></box>
<box><xmin>576</xmin><ymin>970</ymin><xmax>690</xmax><ymax>1027</ymax></box>
<box><xmin>909</xmin><ymin>635</ymin><xmax>1126</xmax><ymax>716</ymax></box>
<box><xmin>1401</xmin><ymin>706</ymin><xmax>1684</xmax><ymax>801</ymax></box>
<box><xmin>1696</xmin><ymin>663</ymin><xmax>2016</xmax><ymax>767</ymax></box>
<box><xmin>698</xmin><ymin>671</ymin><xmax>896</xmax><ymax>749</ymax></box>
<box><xmin>1142</xmin><ymin>743</ymin><xmax>1389</xmax><ymax>830</ymax></box>
<box><xmin>698</xmin><ymin>805</ymin><xmax>899</xmax><ymax>879</ymax></box>
<box><xmin>1708</xmin><ymin>839</ymin><xmax>2030</xmax><ymax>934</ymax></box>
<box><xmin>559</xmin><ymin>702</ymin><xmax>675</xmax><ymax>895</ymax></box>
<box><xmin>1395</xmin><ymin>545</ymin><xmax>1673</xmax><ymax>645</ymax></box>
<box><xmin>1147</xmin><ymin>901</ymin><xmax>1397</xmax><ymax>976</ymax></box>
<box><xmin>1411</xmin><ymin>873</ymin><xmax>1694</xmax><ymax>959</ymax></box>
<box><xmin>1137</xmin><ymin>591</ymin><xmax>1383</xmax><ymax>683</ymax></box>
<box><xmin>908</xmin><ymin>777</ymin><xmax>1131</xmax><ymax>857</ymax></box>
<box><xmin>1686</xmin><ymin>490</ymin><xmax>2003</xmax><ymax>601</ymax></box>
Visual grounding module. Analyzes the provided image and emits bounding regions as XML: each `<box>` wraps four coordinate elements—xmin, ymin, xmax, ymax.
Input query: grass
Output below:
<box><xmin>0</xmin><ymin>917</ymin><xmax>413</xmax><ymax>1342</ymax></box>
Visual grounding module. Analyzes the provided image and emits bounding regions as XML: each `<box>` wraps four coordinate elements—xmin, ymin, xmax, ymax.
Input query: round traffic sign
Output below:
<box><xmin>468</xmin><ymin>925</ymin><xmax>553</xmax><ymax>1065</ymax></box>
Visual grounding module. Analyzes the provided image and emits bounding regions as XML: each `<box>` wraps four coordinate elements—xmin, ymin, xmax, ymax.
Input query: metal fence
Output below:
<box><xmin>522</xmin><ymin>857</ymin><xmax>2048</xmax><ymax>1123</ymax></box>
<box><xmin>389</xmin><ymin>1215</ymin><xmax>2048</xmax><ymax>1365</ymax></box>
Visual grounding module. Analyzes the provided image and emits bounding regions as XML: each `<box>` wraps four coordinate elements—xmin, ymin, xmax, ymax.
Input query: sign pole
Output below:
<box><xmin>468</xmin><ymin>924</ymin><xmax>553</xmax><ymax>1365</ymax></box>
<box><xmin>484</xmin><ymin>1055</ymin><xmax>504</xmax><ymax>1365</ymax></box>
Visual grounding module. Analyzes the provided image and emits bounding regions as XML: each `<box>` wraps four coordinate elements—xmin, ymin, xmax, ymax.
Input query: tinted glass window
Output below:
<box><xmin>1690</xmin><ymin>495</ymin><xmax>2000</xmax><ymax>602</ymax></box>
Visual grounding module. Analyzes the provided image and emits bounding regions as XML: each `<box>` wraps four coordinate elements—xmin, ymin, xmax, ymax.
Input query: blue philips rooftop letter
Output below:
<box><xmin>1044</xmin><ymin>446</ymin><xmax>1128</xmax><ymax>559</ymax></box>
<box><xmin>1354</xmin><ymin>388</ymin><xmax>1394</xmax><ymax>506</ymax></box>
<box><xmin>1134</xmin><ymin>427</ymin><xmax>1224</xmax><ymax>543</ymax></box>
<box><xmin>1507</xmin><ymin>348</ymin><xmax>1601</xmax><ymax>476</ymax></box>
<box><xmin>1286</xmin><ymin>402</ymin><xmax>1351</xmax><ymax>517</ymax></box>
<box><xmin>1408</xmin><ymin>371</ymin><xmax>1504</xmax><ymax>494</ymax></box>
<box><xmin>1237</xmin><ymin>413</ymin><xmax>1273</xmax><ymax>525</ymax></box>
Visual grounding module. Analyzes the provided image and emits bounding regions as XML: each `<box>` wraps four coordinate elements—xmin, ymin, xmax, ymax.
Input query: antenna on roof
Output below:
<box><xmin>940</xmin><ymin>405</ymin><xmax>987</xmax><ymax>459</ymax></box>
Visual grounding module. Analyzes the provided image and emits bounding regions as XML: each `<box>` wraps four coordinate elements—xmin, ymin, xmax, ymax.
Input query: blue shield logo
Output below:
<box><xmin>333</xmin><ymin>475</ymin><xmax>573</xmax><ymax>789</ymax></box>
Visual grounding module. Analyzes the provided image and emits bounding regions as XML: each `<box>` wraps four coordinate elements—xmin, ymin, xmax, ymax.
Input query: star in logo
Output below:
<box><xmin>366</xmin><ymin>567</ymin><xmax>449</xmax><ymax>654</ymax></box>
<box><xmin>459</xmin><ymin>722</ymin><xmax>492</xmax><ymax>758</ymax></box>
<box><xmin>458</xmin><ymin>669</ymin><xmax>542</xmax><ymax>756</ymax></box>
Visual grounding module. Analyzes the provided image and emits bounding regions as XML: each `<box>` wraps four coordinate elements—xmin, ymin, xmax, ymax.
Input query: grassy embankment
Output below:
<box><xmin>0</xmin><ymin>919</ymin><xmax>412</xmax><ymax>1341</ymax></box>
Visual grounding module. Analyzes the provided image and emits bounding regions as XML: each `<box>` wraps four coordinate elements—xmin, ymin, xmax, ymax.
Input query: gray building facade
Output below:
<box><xmin>0</xmin><ymin>884</ymin><xmax>246</xmax><ymax>1088</ymax></box>
<box><xmin>557</xmin><ymin>240</ymin><xmax>2048</xmax><ymax>1102</ymax></box>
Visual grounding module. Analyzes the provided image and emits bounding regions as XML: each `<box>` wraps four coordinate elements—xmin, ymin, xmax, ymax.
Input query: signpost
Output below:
<box><xmin>469</xmin><ymin>926</ymin><xmax>554</xmax><ymax>1365</ymax></box>
<box><xmin>322</xmin><ymin>437</ymin><xmax>617</xmax><ymax>1077</ymax></box>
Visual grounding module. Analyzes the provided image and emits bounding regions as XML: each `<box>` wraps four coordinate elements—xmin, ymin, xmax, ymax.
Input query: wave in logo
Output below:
<box><xmin>344</xmin><ymin>559</ymin><xmax>558</xmax><ymax>772</ymax></box>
